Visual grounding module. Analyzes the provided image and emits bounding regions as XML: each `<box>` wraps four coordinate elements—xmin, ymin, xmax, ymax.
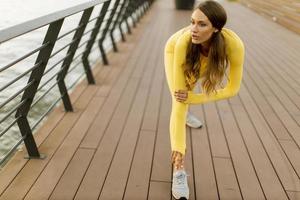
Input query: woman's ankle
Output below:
<box><xmin>172</xmin><ymin>151</ymin><xmax>185</xmax><ymax>171</ymax></box>
<box><xmin>173</xmin><ymin>164</ymin><xmax>185</xmax><ymax>171</ymax></box>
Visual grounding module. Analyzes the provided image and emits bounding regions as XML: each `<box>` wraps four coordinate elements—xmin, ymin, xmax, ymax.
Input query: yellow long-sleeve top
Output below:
<box><xmin>165</xmin><ymin>27</ymin><xmax>245</xmax><ymax>104</ymax></box>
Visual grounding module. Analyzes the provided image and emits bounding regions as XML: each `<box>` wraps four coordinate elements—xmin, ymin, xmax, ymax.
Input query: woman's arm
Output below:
<box><xmin>185</xmin><ymin>37</ymin><xmax>245</xmax><ymax>104</ymax></box>
<box><xmin>173</xmin><ymin>32</ymin><xmax>190</xmax><ymax>94</ymax></box>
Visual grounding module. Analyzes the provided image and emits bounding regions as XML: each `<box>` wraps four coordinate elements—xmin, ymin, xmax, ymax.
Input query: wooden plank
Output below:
<box><xmin>123</xmin><ymin>130</ymin><xmax>156</xmax><ymax>200</ymax></box>
<box><xmin>95</xmin><ymin>42</ymin><xmax>135</xmax><ymax>98</ymax></box>
<box><xmin>0</xmin><ymin>108</ymin><xmax>66</xmax><ymax>196</ymax></box>
<box><xmin>0</xmin><ymin>63</ymin><xmax>101</xmax><ymax>195</ymax></box>
<box><xmin>244</xmin><ymin>49</ymin><xmax>300</xmax><ymax>146</ymax></box>
<box><xmin>240</xmin><ymin>0</ymin><xmax>300</xmax><ymax>34</ymax></box>
<box><xmin>230</xmin><ymin>88</ymin><xmax>290</xmax><ymax>199</ymax></box>
<box><xmin>190</xmin><ymin>104</ymin><xmax>219</xmax><ymax>199</ymax></box>
<box><xmin>80</xmin><ymin>12</ymin><xmax>154</xmax><ymax>149</ymax></box>
<box><xmin>23</xmin><ymin>95</ymin><xmax>104</xmax><ymax>200</ymax></box>
<box><xmin>242</xmin><ymin>65</ymin><xmax>293</xmax><ymax>140</ymax></box>
<box><xmin>246</xmin><ymin>50</ymin><xmax>300</xmax><ymax>125</ymax></box>
<box><xmin>228</xmin><ymin>1</ymin><xmax>300</xmax><ymax>69</ymax></box>
<box><xmin>140</xmin><ymin>64</ymin><xmax>164</xmax><ymax>131</ymax></box>
<box><xmin>74</xmin><ymin>77</ymin><xmax>139</xmax><ymax>200</ymax></box>
<box><xmin>279</xmin><ymin>140</ymin><xmax>300</xmax><ymax>178</ymax></box>
<box><xmin>149</xmin><ymin>0</ymin><xmax>190</xmax><ymax>183</ymax></box>
<box><xmin>74</xmin><ymin>10</ymin><xmax>161</xmax><ymax>199</ymax></box>
<box><xmin>150</xmin><ymin>84</ymin><xmax>172</xmax><ymax>182</ymax></box>
<box><xmin>141</xmin><ymin>0</ymin><xmax>169</xmax><ymax>132</ymax></box>
<box><xmin>140</xmin><ymin>38</ymin><xmax>165</xmax><ymax>132</ymax></box>
<box><xmin>230</xmin><ymin>4</ymin><xmax>300</xmax><ymax>147</ymax></box>
<box><xmin>241</xmin><ymin>71</ymin><xmax>300</xmax><ymax>192</ymax></box>
<box><xmin>49</xmin><ymin>148</ymin><xmax>95</xmax><ymax>200</ymax></box>
<box><xmin>236</xmin><ymin>5</ymin><xmax>300</xmax><ymax>82</ymax></box>
<box><xmin>79</xmin><ymin>60</ymin><xmax>136</xmax><ymax>149</ymax></box>
<box><xmin>99</xmin><ymin>22</ymin><xmax>161</xmax><ymax>198</ymax></box>
<box><xmin>0</xmin><ymin>86</ymin><xmax>100</xmax><ymax>200</ymax></box>
<box><xmin>247</xmin><ymin>47</ymin><xmax>300</xmax><ymax>110</ymax></box>
<box><xmin>214</xmin><ymin>157</ymin><xmax>243</xmax><ymax>200</ymax></box>
<box><xmin>216</xmin><ymin>99</ymin><xmax>265</xmax><ymax>199</ymax></box>
<box><xmin>242</xmin><ymin>28</ymin><xmax>300</xmax><ymax>108</ymax></box>
<box><xmin>148</xmin><ymin>181</ymin><xmax>171</xmax><ymax>200</ymax></box>
<box><xmin>203</xmin><ymin>102</ymin><xmax>230</xmax><ymax>158</ymax></box>
<box><xmin>245</xmin><ymin>48</ymin><xmax>300</xmax><ymax>135</ymax></box>
<box><xmin>287</xmin><ymin>191</ymin><xmax>300</xmax><ymax>200</ymax></box>
<box><xmin>184</xmin><ymin>128</ymin><xmax>196</xmax><ymax>200</ymax></box>
<box><xmin>1</xmin><ymin>31</ymin><xmax>140</xmax><ymax>198</ymax></box>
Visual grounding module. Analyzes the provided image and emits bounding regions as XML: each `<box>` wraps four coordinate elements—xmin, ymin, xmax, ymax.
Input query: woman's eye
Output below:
<box><xmin>200</xmin><ymin>23</ymin><xmax>206</xmax><ymax>27</ymax></box>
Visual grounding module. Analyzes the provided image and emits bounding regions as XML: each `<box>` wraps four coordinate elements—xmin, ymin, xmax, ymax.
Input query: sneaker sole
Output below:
<box><xmin>172</xmin><ymin>192</ymin><xmax>189</xmax><ymax>200</ymax></box>
<box><xmin>172</xmin><ymin>194</ymin><xmax>188</xmax><ymax>200</ymax></box>
<box><xmin>186</xmin><ymin>122</ymin><xmax>203</xmax><ymax>129</ymax></box>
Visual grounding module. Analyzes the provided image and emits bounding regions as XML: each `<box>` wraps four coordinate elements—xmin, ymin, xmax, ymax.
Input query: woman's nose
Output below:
<box><xmin>191</xmin><ymin>24</ymin><xmax>198</xmax><ymax>32</ymax></box>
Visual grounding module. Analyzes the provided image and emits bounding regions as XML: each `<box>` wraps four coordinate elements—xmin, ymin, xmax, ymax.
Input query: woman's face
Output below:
<box><xmin>190</xmin><ymin>9</ymin><xmax>217</xmax><ymax>45</ymax></box>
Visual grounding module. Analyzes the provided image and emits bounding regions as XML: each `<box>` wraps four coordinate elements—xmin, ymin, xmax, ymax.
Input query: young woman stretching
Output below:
<box><xmin>164</xmin><ymin>1</ymin><xmax>245</xmax><ymax>199</ymax></box>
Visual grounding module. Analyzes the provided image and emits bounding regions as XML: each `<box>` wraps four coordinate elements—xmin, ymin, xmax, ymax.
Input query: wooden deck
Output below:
<box><xmin>240</xmin><ymin>0</ymin><xmax>300</xmax><ymax>34</ymax></box>
<box><xmin>1</xmin><ymin>0</ymin><xmax>300</xmax><ymax>199</ymax></box>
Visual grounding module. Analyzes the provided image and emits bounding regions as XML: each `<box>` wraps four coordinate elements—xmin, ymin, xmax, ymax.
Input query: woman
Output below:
<box><xmin>164</xmin><ymin>0</ymin><xmax>245</xmax><ymax>199</ymax></box>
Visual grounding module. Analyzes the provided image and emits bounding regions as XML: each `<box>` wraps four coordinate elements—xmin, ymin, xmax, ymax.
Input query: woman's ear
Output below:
<box><xmin>214</xmin><ymin>28</ymin><xmax>219</xmax><ymax>33</ymax></box>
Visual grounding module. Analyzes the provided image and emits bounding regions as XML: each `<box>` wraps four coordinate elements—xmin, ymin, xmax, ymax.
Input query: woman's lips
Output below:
<box><xmin>192</xmin><ymin>33</ymin><xmax>199</xmax><ymax>38</ymax></box>
<box><xmin>192</xmin><ymin>35</ymin><xmax>199</xmax><ymax>39</ymax></box>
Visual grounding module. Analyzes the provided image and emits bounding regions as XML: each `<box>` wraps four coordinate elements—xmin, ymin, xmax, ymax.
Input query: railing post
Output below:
<box><xmin>137</xmin><ymin>0</ymin><xmax>144</xmax><ymax>22</ymax></box>
<box><xmin>142</xmin><ymin>1</ymin><xmax>147</xmax><ymax>14</ymax></box>
<box><xmin>130</xmin><ymin>0</ymin><xmax>138</xmax><ymax>28</ymax></box>
<box><xmin>57</xmin><ymin>7</ymin><xmax>94</xmax><ymax>111</ymax></box>
<box><xmin>144</xmin><ymin>0</ymin><xmax>149</xmax><ymax>11</ymax></box>
<box><xmin>15</xmin><ymin>19</ymin><xmax>64</xmax><ymax>159</ymax></box>
<box><xmin>110</xmin><ymin>0</ymin><xmax>128</xmax><ymax>51</ymax></box>
<box><xmin>135</xmin><ymin>0</ymin><xmax>142</xmax><ymax>22</ymax></box>
<box><xmin>134</xmin><ymin>0</ymin><xmax>141</xmax><ymax>23</ymax></box>
<box><xmin>98</xmin><ymin>0</ymin><xmax>121</xmax><ymax>65</ymax></box>
<box><xmin>82</xmin><ymin>1</ymin><xmax>111</xmax><ymax>84</ymax></box>
<box><xmin>118</xmin><ymin>0</ymin><xmax>131</xmax><ymax>41</ymax></box>
<box><xmin>121</xmin><ymin>0</ymin><xmax>133</xmax><ymax>34</ymax></box>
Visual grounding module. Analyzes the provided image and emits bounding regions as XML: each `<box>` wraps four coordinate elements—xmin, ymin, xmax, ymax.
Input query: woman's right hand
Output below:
<box><xmin>174</xmin><ymin>90</ymin><xmax>188</xmax><ymax>103</ymax></box>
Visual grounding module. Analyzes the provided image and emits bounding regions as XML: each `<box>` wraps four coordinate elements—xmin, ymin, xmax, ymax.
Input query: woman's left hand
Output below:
<box><xmin>174</xmin><ymin>90</ymin><xmax>188</xmax><ymax>103</ymax></box>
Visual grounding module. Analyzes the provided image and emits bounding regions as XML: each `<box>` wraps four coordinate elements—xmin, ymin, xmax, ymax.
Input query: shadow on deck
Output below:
<box><xmin>0</xmin><ymin>0</ymin><xmax>300</xmax><ymax>199</ymax></box>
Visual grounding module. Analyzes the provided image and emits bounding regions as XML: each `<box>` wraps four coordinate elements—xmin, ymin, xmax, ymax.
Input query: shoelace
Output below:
<box><xmin>187</xmin><ymin>115</ymin><xmax>199</xmax><ymax>124</ymax></box>
<box><xmin>174</xmin><ymin>172</ymin><xmax>190</xmax><ymax>185</ymax></box>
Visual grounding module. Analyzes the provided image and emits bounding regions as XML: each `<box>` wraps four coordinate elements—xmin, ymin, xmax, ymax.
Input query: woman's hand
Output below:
<box><xmin>174</xmin><ymin>90</ymin><xmax>188</xmax><ymax>103</ymax></box>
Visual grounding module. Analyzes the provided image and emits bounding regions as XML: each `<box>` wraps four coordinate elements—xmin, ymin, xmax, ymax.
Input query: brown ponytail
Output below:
<box><xmin>202</xmin><ymin>31</ymin><xmax>228</xmax><ymax>94</ymax></box>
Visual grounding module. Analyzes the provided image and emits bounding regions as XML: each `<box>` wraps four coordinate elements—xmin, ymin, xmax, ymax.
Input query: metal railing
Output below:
<box><xmin>0</xmin><ymin>0</ymin><xmax>154</xmax><ymax>166</ymax></box>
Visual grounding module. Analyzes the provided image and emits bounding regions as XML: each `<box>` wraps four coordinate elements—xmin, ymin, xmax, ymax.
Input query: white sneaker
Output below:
<box><xmin>186</xmin><ymin>112</ymin><xmax>203</xmax><ymax>128</ymax></box>
<box><xmin>172</xmin><ymin>169</ymin><xmax>190</xmax><ymax>200</ymax></box>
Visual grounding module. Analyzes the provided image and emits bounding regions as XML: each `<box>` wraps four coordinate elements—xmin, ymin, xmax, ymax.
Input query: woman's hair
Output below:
<box><xmin>184</xmin><ymin>0</ymin><xmax>228</xmax><ymax>95</ymax></box>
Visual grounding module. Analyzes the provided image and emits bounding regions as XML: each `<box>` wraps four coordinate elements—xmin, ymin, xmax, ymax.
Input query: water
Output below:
<box><xmin>0</xmin><ymin>0</ymin><xmax>124</xmax><ymax>161</ymax></box>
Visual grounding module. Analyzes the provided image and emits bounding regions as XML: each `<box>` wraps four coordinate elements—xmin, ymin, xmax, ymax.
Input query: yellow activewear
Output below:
<box><xmin>164</xmin><ymin>26</ymin><xmax>245</xmax><ymax>155</ymax></box>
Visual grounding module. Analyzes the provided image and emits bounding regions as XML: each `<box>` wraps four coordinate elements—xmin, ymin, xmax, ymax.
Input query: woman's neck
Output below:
<box><xmin>201</xmin><ymin>39</ymin><xmax>212</xmax><ymax>57</ymax></box>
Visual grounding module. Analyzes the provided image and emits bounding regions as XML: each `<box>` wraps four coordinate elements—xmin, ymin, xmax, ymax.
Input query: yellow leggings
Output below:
<box><xmin>164</xmin><ymin>51</ymin><xmax>191</xmax><ymax>156</ymax></box>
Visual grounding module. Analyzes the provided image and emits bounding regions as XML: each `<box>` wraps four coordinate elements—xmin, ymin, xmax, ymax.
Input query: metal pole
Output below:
<box><xmin>118</xmin><ymin>0</ymin><xmax>131</xmax><ymax>41</ymax></box>
<box><xmin>15</xmin><ymin>19</ymin><xmax>64</xmax><ymax>159</ymax></box>
<box><xmin>110</xmin><ymin>0</ymin><xmax>127</xmax><ymax>51</ymax></box>
<box><xmin>98</xmin><ymin>0</ymin><xmax>121</xmax><ymax>65</ymax></box>
<box><xmin>57</xmin><ymin>7</ymin><xmax>94</xmax><ymax>111</ymax></box>
<box><xmin>82</xmin><ymin>1</ymin><xmax>111</xmax><ymax>84</ymax></box>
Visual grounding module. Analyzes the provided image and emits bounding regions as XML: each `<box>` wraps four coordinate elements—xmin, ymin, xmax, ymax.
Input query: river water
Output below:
<box><xmin>0</xmin><ymin>0</ymin><xmax>122</xmax><ymax>159</ymax></box>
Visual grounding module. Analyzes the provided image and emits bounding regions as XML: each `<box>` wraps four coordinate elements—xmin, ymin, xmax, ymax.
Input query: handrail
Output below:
<box><xmin>0</xmin><ymin>0</ymin><xmax>154</xmax><ymax>166</ymax></box>
<box><xmin>0</xmin><ymin>0</ymin><xmax>110</xmax><ymax>43</ymax></box>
